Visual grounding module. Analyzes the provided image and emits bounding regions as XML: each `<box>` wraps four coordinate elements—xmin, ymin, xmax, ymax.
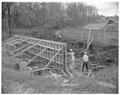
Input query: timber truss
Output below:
<box><xmin>3</xmin><ymin>35</ymin><xmax>70</xmax><ymax>76</ymax></box>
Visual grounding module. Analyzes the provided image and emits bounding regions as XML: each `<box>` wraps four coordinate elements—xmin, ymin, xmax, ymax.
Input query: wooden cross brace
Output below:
<box><xmin>30</xmin><ymin>47</ymin><xmax>63</xmax><ymax>72</ymax></box>
<box><xmin>14</xmin><ymin>44</ymin><xmax>35</xmax><ymax>56</ymax></box>
<box><xmin>26</xmin><ymin>47</ymin><xmax>48</xmax><ymax>66</ymax></box>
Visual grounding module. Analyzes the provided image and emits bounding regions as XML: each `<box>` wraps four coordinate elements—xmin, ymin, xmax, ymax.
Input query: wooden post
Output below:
<box><xmin>63</xmin><ymin>45</ymin><xmax>71</xmax><ymax>76</ymax></box>
<box><xmin>87</xmin><ymin>29</ymin><xmax>91</xmax><ymax>47</ymax></box>
<box><xmin>104</xmin><ymin>29</ymin><xmax>106</xmax><ymax>44</ymax></box>
<box><xmin>85</xmin><ymin>37</ymin><xmax>93</xmax><ymax>51</ymax></box>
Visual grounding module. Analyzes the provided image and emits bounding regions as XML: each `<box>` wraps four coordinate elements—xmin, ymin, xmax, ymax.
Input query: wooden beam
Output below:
<box><xmin>39</xmin><ymin>49</ymin><xmax>62</xmax><ymax>56</ymax></box>
<box><xmin>30</xmin><ymin>47</ymin><xmax>63</xmax><ymax>72</ymax></box>
<box><xmin>27</xmin><ymin>47</ymin><xmax>48</xmax><ymax>66</ymax></box>
<box><xmin>13</xmin><ymin>43</ymin><xmax>32</xmax><ymax>52</ymax></box>
<box><xmin>7</xmin><ymin>39</ymin><xmax>28</xmax><ymax>47</ymax></box>
<box><xmin>38</xmin><ymin>54</ymin><xmax>63</xmax><ymax>65</ymax></box>
<box><xmin>25</xmin><ymin>40</ymin><xmax>61</xmax><ymax>51</ymax></box>
<box><xmin>14</xmin><ymin>35</ymin><xmax>67</xmax><ymax>51</ymax></box>
<box><xmin>44</xmin><ymin>47</ymin><xmax>63</xmax><ymax>68</ymax></box>
<box><xmin>8</xmin><ymin>35</ymin><xmax>23</xmax><ymax>43</ymax></box>
<box><xmin>11</xmin><ymin>38</ymin><xmax>28</xmax><ymax>45</ymax></box>
<box><xmin>14</xmin><ymin>44</ymin><xmax>35</xmax><ymax>56</ymax></box>
<box><xmin>63</xmin><ymin>45</ymin><xmax>71</xmax><ymax>76</ymax></box>
<box><xmin>87</xmin><ymin>29</ymin><xmax>91</xmax><ymax>46</ymax></box>
<box><xmin>85</xmin><ymin>36</ymin><xmax>93</xmax><ymax>51</ymax></box>
<box><xmin>29</xmin><ymin>40</ymin><xmax>62</xmax><ymax>51</ymax></box>
<box><xmin>15</xmin><ymin>35</ymin><xmax>66</xmax><ymax>46</ymax></box>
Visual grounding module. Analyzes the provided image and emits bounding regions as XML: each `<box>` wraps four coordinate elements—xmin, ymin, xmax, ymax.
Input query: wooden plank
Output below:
<box><xmin>30</xmin><ymin>47</ymin><xmax>63</xmax><ymax>72</ymax></box>
<box><xmin>40</xmin><ymin>50</ymin><xmax>62</xmax><ymax>56</ymax></box>
<box><xmin>27</xmin><ymin>47</ymin><xmax>47</xmax><ymax>66</ymax></box>
<box><xmin>87</xmin><ymin>29</ymin><xmax>91</xmax><ymax>46</ymax></box>
<box><xmin>6</xmin><ymin>38</ymin><xmax>28</xmax><ymax>49</ymax></box>
<box><xmin>10</xmin><ymin>40</ymin><xmax>27</xmax><ymax>46</ymax></box>
<box><xmin>38</xmin><ymin>54</ymin><xmax>63</xmax><ymax>64</ymax></box>
<box><xmin>25</xmin><ymin>47</ymin><xmax>42</xmax><ymax>55</ymax></box>
<box><xmin>44</xmin><ymin>47</ymin><xmax>63</xmax><ymax>69</ymax></box>
<box><xmin>7</xmin><ymin>35</ymin><xmax>26</xmax><ymax>44</ymax></box>
<box><xmin>13</xmin><ymin>42</ymin><xmax>32</xmax><ymax>53</ymax></box>
<box><xmin>14</xmin><ymin>44</ymin><xmax>35</xmax><ymax>56</ymax></box>
<box><xmin>33</xmin><ymin>45</ymin><xmax>44</xmax><ymax>50</ymax></box>
<box><xmin>63</xmin><ymin>45</ymin><xmax>71</xmax><ymax>76</ymax></box>
<box><xmin>6</xmin><ymin>35</ymin><xmax>21</xmax><ymax>43</ymax></box>
<box><xmin>8</xmin><ymin>39</ymin><xmax>22</xmax><ymax>45</ymax></box>
<box><xmin>85</xmin><ymin>36</ymin><xmax>93</xmax><ymax>51</ymax></box>
<box><xmin>25</xmin><ymin>40</ymin><xmax>61</xmax><ymax>51</ymax></box>
<box><xmin>15</xmin><ymin>35</ymin><xmax>66</xmax><ymax>46</ymax></box>
<box><xmin>12</xmin><ymin>38</ymin><xmax>28</xmax><ymax>45</ymax></box>
<box><xmin>16</xmin><ymin>35</ymin><xmax>67</xmax><ymax>50</ymax></box>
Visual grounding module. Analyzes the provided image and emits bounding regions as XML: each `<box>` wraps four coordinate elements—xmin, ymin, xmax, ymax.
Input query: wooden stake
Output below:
<box><xmin>85</xmin><ymin>36</ymin><xmax>93</xmax><ymax>51</ymax></box>
<box><xmin>87</xmin><ymin>29</ymin><xmax>91</xmax><ymax>46</ymax></box>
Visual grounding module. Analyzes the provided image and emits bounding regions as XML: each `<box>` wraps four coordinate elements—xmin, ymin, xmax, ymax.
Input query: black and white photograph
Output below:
<box><xmin>1</xmin><ymin>1</ymin><xmax>119</xmax><ymax>94</ymax></box>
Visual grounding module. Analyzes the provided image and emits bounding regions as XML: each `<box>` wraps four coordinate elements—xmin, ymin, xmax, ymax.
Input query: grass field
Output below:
<box><xmin>61</xmin><ymin>22</ymin><xmax>118</xmax><ymax>46</ymax></box>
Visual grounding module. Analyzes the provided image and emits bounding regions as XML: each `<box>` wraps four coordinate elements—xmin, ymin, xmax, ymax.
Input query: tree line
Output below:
<box><xmin>2</xmin><ymin>2</ymin><xmax>98</xmax><ymax>37</ymax></box>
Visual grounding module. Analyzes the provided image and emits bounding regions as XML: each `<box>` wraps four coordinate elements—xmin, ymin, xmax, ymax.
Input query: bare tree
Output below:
<box><xmin>2</xmin><ymin>2</ymin><xmax>13</xmax><ymax>37</ymax></box>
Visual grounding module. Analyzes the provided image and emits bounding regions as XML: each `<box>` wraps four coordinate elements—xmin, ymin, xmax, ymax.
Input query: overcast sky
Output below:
<box><xmin>86</xmin><ymin>2</ymin><xmax>119</xmax><ymax>16</ymax></box>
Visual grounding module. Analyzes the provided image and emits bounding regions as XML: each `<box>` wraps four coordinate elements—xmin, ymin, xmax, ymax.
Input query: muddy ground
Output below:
<box><xmin>2</xmin><ymin>38</ymin><xmax>118</xmax><ymax>94</ymax></box>
<box><xmin>2</xmin><ymin>22</ymin><xmax>118</xmax><ymax>94</ymax></box>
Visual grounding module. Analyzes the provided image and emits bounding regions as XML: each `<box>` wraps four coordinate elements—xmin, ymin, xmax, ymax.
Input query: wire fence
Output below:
<box><xmin>62</xmin><ymin>28</ymin><xmax>118</xmax><ymax>46</ymax></box>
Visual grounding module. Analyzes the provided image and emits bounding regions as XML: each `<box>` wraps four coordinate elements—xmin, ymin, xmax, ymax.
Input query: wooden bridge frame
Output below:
<box><xmin>3</xmin><ymin>35</ymin><xmax>71</xmax><ymax>76</ymax></box>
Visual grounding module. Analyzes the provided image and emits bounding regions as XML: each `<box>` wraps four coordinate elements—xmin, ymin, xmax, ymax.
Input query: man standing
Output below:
<box><xmin>67</xmin><ymin>49</ymin><xmax>75</xmax><ymax>77</ymax></box>
<box><xmin>82</xmin><ymin>52</ymin><xmax>89</xmax><ymax>72</ymax></box>
<box><xmin>69</xmin><ymin>49</ymin><xmax>75</xmax><ymax>70</ymax></box>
